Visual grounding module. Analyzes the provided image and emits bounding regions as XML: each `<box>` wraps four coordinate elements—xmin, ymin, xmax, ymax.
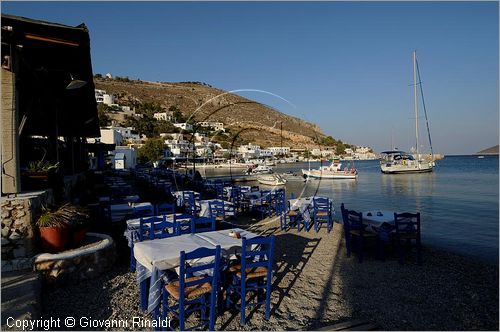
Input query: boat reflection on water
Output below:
<box><xmin>380</xmin><ymin>172</ymin><xmax>435</xmax><ymax>198</ymax></box>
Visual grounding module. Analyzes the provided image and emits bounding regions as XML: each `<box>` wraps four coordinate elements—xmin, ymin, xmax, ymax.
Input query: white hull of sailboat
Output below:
<box><xmin>380</xmin><ymin>161</ymin><xmax>434</xmax><ymax>174</ymax></box>
<box><xmin>301</xmin><ymin>169</ymin><xmax>358</xmax><ymax>179</ymax></box>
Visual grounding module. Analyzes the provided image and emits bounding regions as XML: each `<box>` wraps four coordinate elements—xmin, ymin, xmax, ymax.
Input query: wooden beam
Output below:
<box><xmin>24</xmin><ymin>33</ymin><xmax>79</xmax><ymax>47</ymax></box>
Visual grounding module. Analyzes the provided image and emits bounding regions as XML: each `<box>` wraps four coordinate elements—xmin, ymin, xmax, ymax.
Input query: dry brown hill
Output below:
<box><xmin>94</xmin><ymin>78</ymin><xmax>325</xmax><ymax>148</ymax></box>
<box><xmin>477</xmin><ymin>145</ymin><xmax>499</xmax><ymax>155</ymax></box>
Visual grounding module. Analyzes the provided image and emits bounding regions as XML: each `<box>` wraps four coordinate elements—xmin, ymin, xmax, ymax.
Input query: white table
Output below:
<box><xmin>134</xmin><ymin>228</ymin><xmax>259</xmax><ymax>313</ymax></box>
<box><xmin>363</xmin><ymin>210</ymin><xmax>396</xmax><ymax>237</ymax></box>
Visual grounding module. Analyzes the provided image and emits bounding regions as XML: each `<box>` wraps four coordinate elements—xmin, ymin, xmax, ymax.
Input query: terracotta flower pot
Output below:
<box><xmin>39</xmin><ymin>226</ymin><xmax>69</xmax><ymax>253</ymax></box>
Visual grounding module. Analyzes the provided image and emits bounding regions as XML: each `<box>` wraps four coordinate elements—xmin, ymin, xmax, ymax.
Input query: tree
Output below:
<box><xmin>97</xmin><ymin>104</ymin><xmax>111</xmax><ymax>127</ymax></box>
<box><xmin>321</xmin><ymin>136</ymin><xmax>336</xmax><ymax>146</ymax></box>
<box><xmin>138</xmin><ymin>139</ymin><xmax>166</xmax><ymax>163</ymax></box>
<box><xmin>336</xmin><ymin>141</ymin><xmax>346</xmax><ymax>155</ymax></box>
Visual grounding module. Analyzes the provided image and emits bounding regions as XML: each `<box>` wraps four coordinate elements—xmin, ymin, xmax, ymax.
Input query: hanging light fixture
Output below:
<box><xmin>66</xmin><ymin>73</ymin><xmax>87</xmax><ymax>90</ymax></box>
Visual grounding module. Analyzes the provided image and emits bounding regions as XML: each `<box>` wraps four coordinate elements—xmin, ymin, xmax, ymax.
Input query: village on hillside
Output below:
<box><xmin>92</xmin><ymin>75</ymin><xmax>377</xmax><ymax>171</ymax></box>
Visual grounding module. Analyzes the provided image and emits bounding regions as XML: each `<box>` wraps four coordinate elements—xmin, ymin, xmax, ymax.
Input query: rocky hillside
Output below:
<box><xmin>94</xmin><ymin>78</ymin><xmax>325</xmax><ymax>148</ymax></box>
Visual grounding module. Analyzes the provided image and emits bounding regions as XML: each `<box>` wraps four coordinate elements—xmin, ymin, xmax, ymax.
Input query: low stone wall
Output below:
<box><xmin>34</xmin><ymin>233</ymin><xmax>115</xmax><ymax>284</ymax></box>
<box><xmin>1</xmin><ymin>190</ymin><xmax>53</xmax><ymax>271</ymax></box>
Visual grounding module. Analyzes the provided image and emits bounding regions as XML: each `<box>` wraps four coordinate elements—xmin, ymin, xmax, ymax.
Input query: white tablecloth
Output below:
<box><xmin>363</xmin><ymin>210</ymin><xmax>396</xmax><ymax>237</ymax></box>
<box><xmin>198</xmin><ymin>199</ymin><xmax>235</xmax><ymax>218</ymax></box>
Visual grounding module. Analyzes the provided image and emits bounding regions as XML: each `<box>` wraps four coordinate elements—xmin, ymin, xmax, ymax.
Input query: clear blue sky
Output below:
<box><xmin>3</xmin><ymin>1</ymin><xmax>498</xmax><ymax>154</ymax></box>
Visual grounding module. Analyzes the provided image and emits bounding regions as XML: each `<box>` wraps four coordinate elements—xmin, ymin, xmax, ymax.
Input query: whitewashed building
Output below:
<box><xmin>153</xmin><ymin>111</ymin><xmax>174</xmax><ymax>122</ymax></box>
<box><xmin>269</xmin><ymin>147</ymin><xmax>291</xmax><ymax>156</ymax></box>
<box><xmin>196</xmin><ymin>121</ymin><xmax>225</xmax><ymax>132</ymax></box>
<box><xmin>173</xmin><ymin>123</ymin><xmax>193</xmax><ymax>131</ymax></box>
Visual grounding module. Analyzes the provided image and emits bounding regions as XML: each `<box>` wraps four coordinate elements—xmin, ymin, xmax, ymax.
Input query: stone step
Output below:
<box><xmin>1</xmin><ymin>269</ymin><xmax>41</xmax><ymax>330</ymax></box>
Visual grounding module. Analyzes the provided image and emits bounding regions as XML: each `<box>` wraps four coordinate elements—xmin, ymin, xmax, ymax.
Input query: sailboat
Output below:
<box><xmin>380</xmin><ymin>50</ymin><xmax>436</xmax><ymax>174</ymax></box>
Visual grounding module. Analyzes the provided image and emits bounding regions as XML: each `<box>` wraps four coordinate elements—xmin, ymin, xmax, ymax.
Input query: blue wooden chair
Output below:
<box><xmin>230</xmin><ymin>186</ymin><xmax>242</xmax><ymax>207</ymax></box>
<box><xmin>214</xmin><ymin>182</ymin><xmax>225</xmax><ymax>200</ymax></box>
<box><xmin>191</xmin><ymin>217</ymin><xmax>216</xmax><ymax>234</ymax></box>
<box><xmin>209</xmin><ymin>200</ymin><xmax>225</xmax><ymax>223</ymax></box>
<box><xmin>280</xmin><ymin>201</ymin><xmax>301</xmax><ymax>231</ymax></box>
<box><xmin>155</xmin><ymin>202</ymin><xmax>175</xmax><ymax>215</ymax></box>
<box><xmin>226</xmin><ymin>236</ymin><xmax>275</xmax><ymax>326</ymax></box>
<box><xmin>162</xmin><ymin>246</ymin><xmax>221</xmax><ymax>330</ymax></box>
<box><xmin>177</xmin><ymin>214</ymin><xmax>195</xmax><ymax>235</ymax></box>
<box><xmin>149</xmin><ymin>215</ymin><xmax>179</xmax><ymax>240</ymax></box>
<box><xmin>312</xmin><ymin>197</ymin><xmax>333</xmax><ymax>233</ymax></box>
<box><xmin>254</xmin><ymin>190</ymin><xmax>272</xmax><ymax>219</ymax></box>
<box><xmin>250</xmin><ymin>185</ymin><xmax>260</xmax><ymax>192</ymax></box>
<box><xmin>273</xmin><ymin>189</ymin><xmax>286</xmax><ymax>215</ymax></box>
<box><xmin>183</xmin><ymin>191</ymin><xmax>200</xmax><ymax>216</ymax></box>
<box><xmin>394</xmin><ymin>212</ymin><xmax>422</xmax><ymax>265</ymax></box>
<box><xmin>138</xmin><ymin>216</ymin><xmax>162</xmax><ymax>241</ymax></box>
<box><xmin>340</xmin><ymin>204</ymin><xmax>377</xmax><ymax>263</ymax></box>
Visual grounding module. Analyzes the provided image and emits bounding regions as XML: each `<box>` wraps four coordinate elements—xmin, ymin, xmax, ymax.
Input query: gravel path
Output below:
<box><xmin>43</xmin><ymin>217</ymin><xmax>498</xmax><ymax>330</ymax></box>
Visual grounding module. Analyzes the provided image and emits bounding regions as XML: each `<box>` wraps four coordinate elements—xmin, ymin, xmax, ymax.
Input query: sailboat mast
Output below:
<box><xmin>413</xmin><ymin>50</ymin><xmax>420</xmax><ymax>163</ymax></box>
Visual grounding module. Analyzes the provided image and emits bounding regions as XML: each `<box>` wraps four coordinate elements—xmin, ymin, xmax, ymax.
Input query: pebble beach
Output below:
<box><xmin>43</xmin><ymin>216</ymin><xmax>499</xmax><ymax>331</ymax></box>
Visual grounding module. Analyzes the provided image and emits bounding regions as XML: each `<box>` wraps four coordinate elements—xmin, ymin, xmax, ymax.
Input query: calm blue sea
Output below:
<box><xmin>205</xmin><ymin>155</ymin><xmax>499</xmax><ymax>263</ymax></box>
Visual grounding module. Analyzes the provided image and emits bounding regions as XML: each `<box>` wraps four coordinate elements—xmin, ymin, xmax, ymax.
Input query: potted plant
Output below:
<box><xmin>37</xmin><ymin>205</ymin><xmax>70</xmax><ymax>253</ymax></box>
<box><xmin>59</xmin><ymin>204</ymin><xmax>90</xmax><ymax>247</ymax></box>
<box><xmin>25</xmin><ymin>160</ymin><xmax>59</xmax><ymax>179</ymax></box>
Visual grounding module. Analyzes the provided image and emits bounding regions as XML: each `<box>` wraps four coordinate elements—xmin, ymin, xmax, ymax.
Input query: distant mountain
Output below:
<box><xmin>94</xmin><ymin>78</ymin><xmax>327</xmax><ymax>149</ymax></box>
<box><xmin>477</xmin><ymin>145</ymin><xmax>499</xmax><ymax>155</ymax></box>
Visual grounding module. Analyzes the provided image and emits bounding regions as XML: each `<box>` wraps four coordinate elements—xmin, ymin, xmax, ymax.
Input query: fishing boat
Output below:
<box><xmin>380</xmin><ymin>50</ymin><xmax>436</xmax><ymax>174</ymax></box>
<box><xmin>257</xmin><ymin>174</ymin><xmax>287</xmax><ymax>186</ymax></box>
<box><xmin>301</xmin><ymin>158</ymin><xmax>358</xmax><ymax>180</ymax></box>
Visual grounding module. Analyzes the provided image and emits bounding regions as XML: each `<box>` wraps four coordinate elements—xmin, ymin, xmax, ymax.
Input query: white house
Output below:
<box><xmin>268</xmin><ymin>147</ymin><xmax>291</xmax><ymax>156</ymax></box>
<box><xmin>153</xmin><ymin>111</ymin><xmax>174</xmax><ymax>122</ymax></box>
<box><xmin>173</xmin><ymin>123</ymin><xmax>193</xmax><ymax>131</ymax></box>
<box><xmin>100</xmin><ymin>128</ymin><xmax>123</xmax><ymax>145</ymax></box>
<box><xmin>100</xmin><ymin>126</ymin><xmax>141</xmax><ymax>145</ymax></box>
<box><xmin>103</xmin><ymin>94</ymin><xmax>115</xmax><ymax>106</ymax></box>
<box><xmin>196</xmin><ymin>121</ymin><xmax>225</xmax><ymax>132</ymax></box>
<box><xmin>114</xmin><ymin>147</ymin><xmax>138</xmax><ymax>169</ymax></box>
<box><xmin>164</xmin><ymin>137</ymin><xmax>193</xmax><ymax>157</ymax></box>
<box><xmin>95</xmin><ymin>89</ymin><xmax>105</xmax><ymax>103</ymax></box>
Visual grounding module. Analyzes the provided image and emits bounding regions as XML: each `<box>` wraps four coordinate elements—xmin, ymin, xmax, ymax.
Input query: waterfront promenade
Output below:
<box><xmin>41</xmin><ymin>215</ymin><xmax>498</xmax><ymax>330</ymax></box>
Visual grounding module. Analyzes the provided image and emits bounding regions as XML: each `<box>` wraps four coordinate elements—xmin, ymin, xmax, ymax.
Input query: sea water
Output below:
<box><xmin>203</xmin><ymin>155</ymin><xmax>499</xmax><ymax>263</ymax></box>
